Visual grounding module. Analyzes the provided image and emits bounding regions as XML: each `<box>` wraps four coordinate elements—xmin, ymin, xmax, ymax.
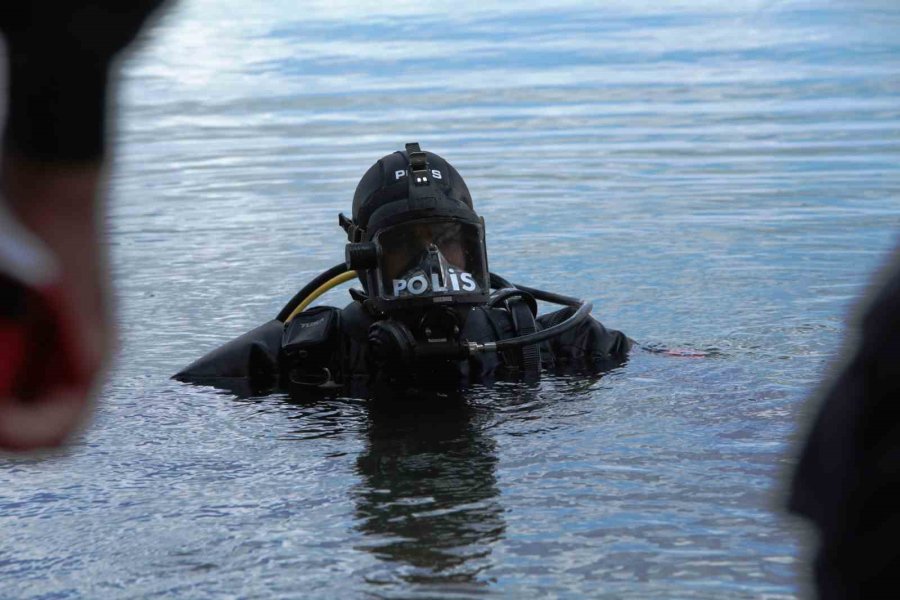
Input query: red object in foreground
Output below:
<box><xmin>0</xmin><ymin>278</ymin><xmax>92</xmax><ymax>451</ymax></box>
<box><xmin>0</xmin><ymin>313</ymin><xmax>29</xmax><ymax>395</ymax></box>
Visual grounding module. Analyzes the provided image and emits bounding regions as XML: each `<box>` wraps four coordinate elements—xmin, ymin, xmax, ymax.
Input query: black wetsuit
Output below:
<box><xmin>175</xmin><ymin>298</ymin><xmax>631</xmax><ymax>398</ymax></box>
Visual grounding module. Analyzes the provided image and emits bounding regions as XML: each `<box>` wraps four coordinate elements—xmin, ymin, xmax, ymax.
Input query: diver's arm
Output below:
<box><xmin>173</xmin><ymin>320</ymin><xmax>284</xmax><ymax>391</ymax></box>
<box><xmin>537</xmin><ymin>307</ymin><xmax>631</xmax><ymax>372</ymax></box>
<box><xmin>174</xmin><ymin>302</ymin><xmax>353</xmax><ymax>393</ymax></box>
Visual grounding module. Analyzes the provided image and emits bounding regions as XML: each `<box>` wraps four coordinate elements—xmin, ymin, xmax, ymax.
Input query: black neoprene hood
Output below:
<box><xmin>350</xmin><ymin>148</ymin><xmax>478</xmax><ymax>239</ymax></box>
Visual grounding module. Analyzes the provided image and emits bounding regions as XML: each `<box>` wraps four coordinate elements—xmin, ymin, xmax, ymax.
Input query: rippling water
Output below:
<box><xmin>3</xmin><ymin>1</ymin><xmax>899</xmax><ymax>597</ymax></box>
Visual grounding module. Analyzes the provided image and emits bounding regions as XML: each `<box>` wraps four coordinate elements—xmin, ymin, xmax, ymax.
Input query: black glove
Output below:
<box><xmin>1</xmin><ymin>0</ymin><xmax>170</xmax><ymax>161</ymax></box>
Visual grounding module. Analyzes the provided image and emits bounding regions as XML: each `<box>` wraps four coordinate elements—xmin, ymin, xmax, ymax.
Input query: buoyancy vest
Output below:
<box><xmin>280</xmin><ymin>299</ymin><xmax>541</xmax><ymax>394</ymax></box>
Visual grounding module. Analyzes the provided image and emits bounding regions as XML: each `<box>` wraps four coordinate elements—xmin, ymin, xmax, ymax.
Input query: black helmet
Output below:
<box><xmin>340</xmin><ymin>143</ymin><xmax>489</xmax><ymax>313</ymax></box>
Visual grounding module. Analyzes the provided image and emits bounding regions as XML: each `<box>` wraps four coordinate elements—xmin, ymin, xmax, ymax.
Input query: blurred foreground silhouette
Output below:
<box><xmin>1</xmin><ymin>1</ymin><xmax>170</xmax><ymax>450</ymax></box>
<box><xmin>789</xmin><ymin>242</ymin><xmax>900</xmax><ymax>598</ymax></box>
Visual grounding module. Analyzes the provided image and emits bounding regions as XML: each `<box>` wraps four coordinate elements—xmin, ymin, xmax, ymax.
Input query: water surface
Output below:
<box><xmin>2</xmin><ymin>1</ymin><xmax>899</xmax><ymax>597</ymax></box>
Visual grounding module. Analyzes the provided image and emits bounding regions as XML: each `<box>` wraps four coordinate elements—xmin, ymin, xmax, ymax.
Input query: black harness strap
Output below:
<box><xmin>507</xmin><ymin>298</ymin><xmax>541</xmax><ymax>377</ymax></box>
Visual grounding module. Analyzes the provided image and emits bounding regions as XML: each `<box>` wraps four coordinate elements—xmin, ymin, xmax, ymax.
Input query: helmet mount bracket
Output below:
<box><xmin>406</xmin><ymin>142</ymin><xmax>431</xmax><ymax>188</ymax></box>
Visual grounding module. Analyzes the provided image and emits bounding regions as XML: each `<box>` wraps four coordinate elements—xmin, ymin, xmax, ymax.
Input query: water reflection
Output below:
<box><xmin>353</xmin><ymin>398</ymin><xmax>504</xmax><ymax>587</ymax></box>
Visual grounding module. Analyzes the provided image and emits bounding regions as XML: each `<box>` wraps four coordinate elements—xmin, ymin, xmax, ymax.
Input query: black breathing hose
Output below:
<box><xmin>490</xmin><ymin>273</ymin><xmax>582</xmax><ymax>307</ymax></box>
<box><xmin>489</xmin><ymin>272</ymin><xmax>514</xmax><ymax>289</ymax></box>
<box><xmin>415</xmin><ymin>299</ymin><xmax>593</xmax><ymax>358</ymax></box>
<box><xmin>488</xmin><ymin>288</ymin><xmax>538</xmax><ymax>315</ymax></box>
<box><xmin>510</xmin><ymin>283</ymin><xmax>583</xmax><ymax>308</ymax></box>
<box><xmin>493</xmin><ymin>301</ymin><xmax>592</xmax><ymax>350</ymax></box>
<box><xmin>445</xmin><ymin>273</ymin><xmax>594</xmax><ymax>355</ymax></box>
<box><xmin>484</xmin><ymin>274</ymin><xmax>592</xmax><ymax>351</ymax></box>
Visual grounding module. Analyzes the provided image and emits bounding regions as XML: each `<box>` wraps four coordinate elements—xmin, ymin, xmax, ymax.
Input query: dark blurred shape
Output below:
<box><xmin>1</xmin><ymin>0</ymin><xmax>170</xmax><ymax>161</ymax></box>
<box><xmin>789</xmin><ymin>243</ymin><xmax>900</xmax><ymax>598</ymax></box>
<box><xmin>1</xmin><ymin>1</ymin><xmax>170</xmax><ymax>451</ymax></box>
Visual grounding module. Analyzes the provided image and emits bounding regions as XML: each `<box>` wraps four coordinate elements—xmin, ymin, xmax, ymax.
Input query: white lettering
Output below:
<box><xmin>431</xmin><ymin>169</ymin><xmax>442</xmax><ymax>179</ymax></box>
<box><xmin>299</xmin><ymin>318</ymin><xmax>325</xmax><ymax>328</ymax></box>
<box><xmin>408</xmin><ymin>275</ymin><xmax>429</xmax><ymax>295</ymax></box>
<box><xmin>430</xmin><ymin>273</ymin><xmax>447</xmax><ymax>292</ymax></box>
<box><xmin>459</xmin><ymin>272</ymin><xmax>477</xmax><ymax>291</ymax></box>
<box><xmin>395</xmin><ymin>169</ymin><xmax>407</xmax><ymax>180</ymax></box>
<box><xmin>392</xmin><ymin>269</ymin><xmax>477</xmax><ymax>296</ymax></box>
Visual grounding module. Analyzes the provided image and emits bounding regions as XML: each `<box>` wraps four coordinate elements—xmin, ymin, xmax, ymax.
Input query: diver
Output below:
<box><xmin>174</xmin><ymin>143</ymin><xmax>632</xmax><ymax>398</ymax></box>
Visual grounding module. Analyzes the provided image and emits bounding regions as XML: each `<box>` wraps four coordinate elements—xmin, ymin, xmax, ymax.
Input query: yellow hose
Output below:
<box><xmin>284</xmin><ymin>270</ymin><xmax>358</xmax><ymax>323</ymax></box>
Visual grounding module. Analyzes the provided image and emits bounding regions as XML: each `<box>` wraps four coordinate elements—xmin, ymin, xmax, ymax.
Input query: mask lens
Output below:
<box><xmin>375</xmin><ymin>220</ymin><xmax>487</xmax><ymax>300</ymax></box>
